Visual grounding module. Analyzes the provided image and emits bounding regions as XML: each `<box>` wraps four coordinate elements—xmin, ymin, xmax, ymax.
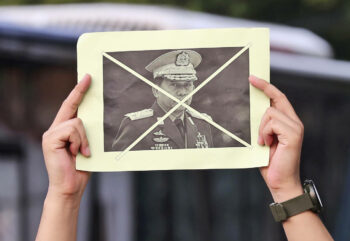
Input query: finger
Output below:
<box><xmin>72</xmin><ymin>118</ymin><xmax>91</xmax><ymax>156</ymax></box>
<box><xmin>51</xmin><ymin>74</ymin><xmax>91</xmax><ymax>128</ymax></box>
<box><xmin>56</xmin><ymin>119</ymin><xmax>90</xmax><ymax>157</ymax></box>
<box><xmin>261</xmin><ymin>118</ymin><xmax>301</xmax><ymax>148</ymax></box>
<box><xmin>258</xmin><ymin>107</ymin><xmax>301</xmax><ymax>145</ymax></box>
<box><xmin>261</xmin><ymin>120</ymin><xmax>285</xmax><ymax>147</ymax></box>
<box><xmin>44</xmin><ymin>124</ymin><xmax>82</xmax><ymax>156</ymax></box>
<box><xmin>261</xmin><ymin>120</ymin><xmax>275</xmax><ymax>146</ymax></box>
<box><xmin>68</xmin><ymin>128</ymin><xmax>82</xmax><ymax>156</ymax></box>
<box><xmin>249</xmin><ymin>75</ymin><xmax>299</xmax><ymax>121</ymax></box>
<box><xmin>45</xmin><ymin>119</ymin><xmax>90</xmax><ymax>157</ymax></box>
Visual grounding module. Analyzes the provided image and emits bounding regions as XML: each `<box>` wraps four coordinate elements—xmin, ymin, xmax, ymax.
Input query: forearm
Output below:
<box><xmin>35</xmin><ymin>190</ymin><xmax>81</xmax><ymax>241</ymax></box>
<box><xmin>270</xmin><ymin>186</ymin><xmax>333</xmax><ymax>241</ymax></box>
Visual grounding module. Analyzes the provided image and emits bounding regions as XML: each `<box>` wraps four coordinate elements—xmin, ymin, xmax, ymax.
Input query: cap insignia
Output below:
<box><xmin>175</xmin><ymin>52</ymin><xmax>190</xmax><ymax>66</ymax></box>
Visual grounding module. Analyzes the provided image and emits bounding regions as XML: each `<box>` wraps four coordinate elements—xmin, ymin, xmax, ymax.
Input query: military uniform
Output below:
<box><xmin>112</xmin><ymin>102</ymin><xmax>213</xmax><ymax>151</ymax></box>
<box><xmin>112</xmin><ymin>49</ymin><xmax>213</xmax><ymax>151</ymax></box>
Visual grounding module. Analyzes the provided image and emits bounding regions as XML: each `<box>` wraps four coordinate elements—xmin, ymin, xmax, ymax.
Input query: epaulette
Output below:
<box><xmin>186</xmin><ymin>109</ymin><xmax>212</xmax><ymax>121</ymax></box>
<box><xmin>125</xmin><ymin>109</ymin><xmax>154</xmax><ymax>121</ymax></box>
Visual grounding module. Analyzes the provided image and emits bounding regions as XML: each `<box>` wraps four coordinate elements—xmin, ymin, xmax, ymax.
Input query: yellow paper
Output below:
<box><xmin>76</xmin><ymin>28</ymin><xmax>270</xmax><ymax>172</ymax></box>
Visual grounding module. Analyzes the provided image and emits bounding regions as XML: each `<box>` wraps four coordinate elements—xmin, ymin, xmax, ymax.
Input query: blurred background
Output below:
<box><xmin>0</xmin><ymin>1</ymin><xmax>350</xmax><ymax>241</ymax></box>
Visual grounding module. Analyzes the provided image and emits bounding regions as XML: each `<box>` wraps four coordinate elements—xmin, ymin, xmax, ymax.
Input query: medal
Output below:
<box><xmin>195</xmin><ymin>132</ymin><xmax>209</xmax><ymax>148</ymax></box>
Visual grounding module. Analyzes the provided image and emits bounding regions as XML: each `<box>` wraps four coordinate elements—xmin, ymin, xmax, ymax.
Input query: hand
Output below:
<box><xmin>249</xmin><ymin>76</ymin><xmax>304</xmax><ymax>202</ymax></box>
<box><xmin>42</xmin><ymin>74</ymin><xmax>92</xmax><ymax>203</ymax></box>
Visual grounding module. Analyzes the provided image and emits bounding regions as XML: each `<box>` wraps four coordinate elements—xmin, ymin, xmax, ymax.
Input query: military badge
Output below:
<box><xmin>195</xmin><ymin>132</ymin><xmax>209</xmax><ymax>148</ymax></box>
<box><xmin>153</xmin><ymin>130</ymin><xmax>165</xmax><ymax>136</ymax></box>
<box><xmin>153</xmin><ymin>136</ymin><xmax>169</xmax><ymax>143</ymax></box>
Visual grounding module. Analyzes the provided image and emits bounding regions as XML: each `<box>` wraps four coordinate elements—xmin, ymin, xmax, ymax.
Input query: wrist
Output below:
<box><xmin>269</xmin><ymin>184</ymin><xmax>304</xmax><ymax>203</ymax></box>
<box><xmin>45</xmin><ymin>188</ymin><xmax>82</xmax><ymax>211</ymax></box>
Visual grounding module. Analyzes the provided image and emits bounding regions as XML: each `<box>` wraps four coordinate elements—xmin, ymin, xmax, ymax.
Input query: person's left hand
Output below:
<box><xmin>250</xmin><ymin>76</ymin><xmax>304</xmax><ymax>202</ymax></box>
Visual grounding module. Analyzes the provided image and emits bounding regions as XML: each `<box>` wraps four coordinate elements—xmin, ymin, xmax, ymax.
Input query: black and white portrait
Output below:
<box><xmin>103</xmin><ymin>47</ymin><xmax>251</xmax><ymax>152</ymax></box>
<box><xmin>77</xmin><ymin>29</ymin><xmax>270</xmax><ymax>171</ymax></box>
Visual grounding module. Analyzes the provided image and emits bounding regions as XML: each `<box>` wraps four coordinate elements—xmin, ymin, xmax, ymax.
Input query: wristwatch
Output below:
<box><xmin>269</xmin><ymin>179</ymin><xmax>323</xmax><ymax>222</ymax></box>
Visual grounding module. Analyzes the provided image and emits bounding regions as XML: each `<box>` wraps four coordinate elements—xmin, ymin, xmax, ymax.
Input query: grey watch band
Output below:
<box><xmin>269</xmin><ymin>193</ymin><xmax>314</xmax><ymax>222</ymax></box>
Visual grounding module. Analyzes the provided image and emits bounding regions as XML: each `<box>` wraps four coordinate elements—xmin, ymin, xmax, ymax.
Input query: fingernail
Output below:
<box><xmin>85</xmin><ymin>147</ymin><xmax>91</xmax><ymax>156</ymax></box>
<box><xmin>80</xmin><ymin>74</ymin><xmax>91</xmax><ymax>84</ymax></box>
<box><xmin>258</xmin><ymin>136</ymin><xmax>264</xmax><ymax>145</ymax></box>
<box><xmin>249</xmin><ymin>75</ymin><xmax>256</xmax><ymax>81</ymax></box>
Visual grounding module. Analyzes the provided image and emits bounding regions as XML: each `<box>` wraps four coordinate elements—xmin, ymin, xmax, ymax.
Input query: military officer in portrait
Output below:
<box><xmin>112</xmin><ymin>50</ymin><xmax>214</xmax><ymax>151</ymax></box>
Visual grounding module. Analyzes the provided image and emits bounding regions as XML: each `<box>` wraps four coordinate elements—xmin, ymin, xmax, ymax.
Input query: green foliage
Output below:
<box><xmin>302</xmin><ymin>0</ymin><xmax>338</xmax><ymax>10</ymax></box>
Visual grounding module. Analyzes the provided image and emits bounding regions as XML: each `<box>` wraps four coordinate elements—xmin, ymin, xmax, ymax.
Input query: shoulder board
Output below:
<box><xmin>125</xmin><ymin>109</ymin><xmax>154</xmax><ymax>121</ymax></box>
<box><xmin>186</xmin><ymin>109</ymin><xmax>212</xmax><ymax>121</ymax></box>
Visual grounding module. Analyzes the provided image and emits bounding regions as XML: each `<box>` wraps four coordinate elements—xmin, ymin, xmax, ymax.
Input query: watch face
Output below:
<box><xmin>304</xmin><ymin>179</ymin><xmax>323</xmax><ymax>213</ymax></box>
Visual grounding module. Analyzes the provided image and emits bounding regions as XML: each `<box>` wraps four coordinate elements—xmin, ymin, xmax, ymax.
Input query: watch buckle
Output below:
<box><xmin>270</xmin><ymin>203</ymin><xmax>288</xmax><ymax>222</ymax></box>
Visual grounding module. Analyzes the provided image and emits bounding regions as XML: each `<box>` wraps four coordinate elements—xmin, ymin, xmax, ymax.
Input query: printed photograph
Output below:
<box><xmin>103</xmin><ymin>47</ymin><xmax>250</xmax><ymax>152</ymax></box>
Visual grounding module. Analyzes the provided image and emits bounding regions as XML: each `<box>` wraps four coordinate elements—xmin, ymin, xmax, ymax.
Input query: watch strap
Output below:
<box><xmin>270</xmin><ymin>193</ymin><xmax>314</xmax><ymax>222</ymax></box>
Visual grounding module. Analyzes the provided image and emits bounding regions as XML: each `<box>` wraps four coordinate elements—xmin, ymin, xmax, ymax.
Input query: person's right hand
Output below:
<box><xmin>42</xmin><ymin>74</ymin><xmax>91</xmax><ymax>203</ymax></box>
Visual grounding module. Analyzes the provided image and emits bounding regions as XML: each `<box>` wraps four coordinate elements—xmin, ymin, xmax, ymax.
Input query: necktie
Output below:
<box><xmin>174</xmin><ymin>119</ymin><xmax>185</xmax><ymax>142</ymax></box>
